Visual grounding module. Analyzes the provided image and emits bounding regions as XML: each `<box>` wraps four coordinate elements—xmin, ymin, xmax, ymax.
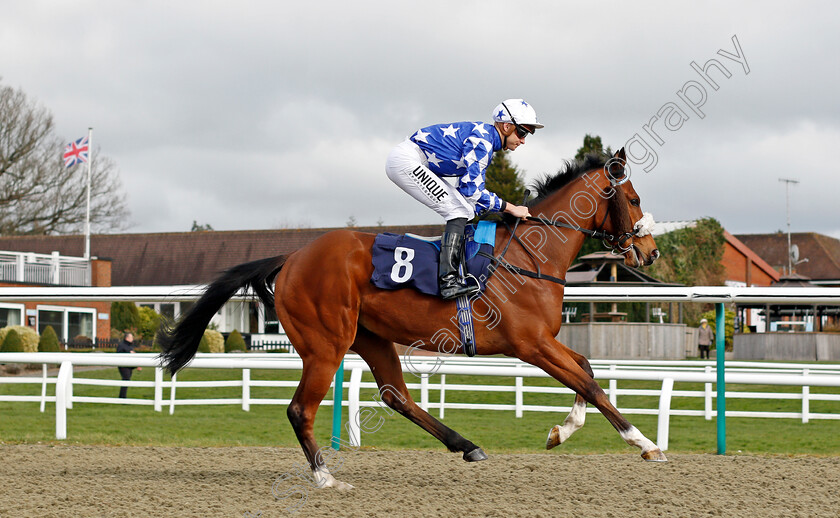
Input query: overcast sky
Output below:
<box><xmin>2</xmin><ymin>1</ymin><xmax>838</xmax><ymax>239</ymax></box>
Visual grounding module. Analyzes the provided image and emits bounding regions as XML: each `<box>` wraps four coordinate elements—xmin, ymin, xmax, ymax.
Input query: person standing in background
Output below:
<box><xmin>698</xmin><ymin>318</ymin><xmax>713</xmax><ymax>359</ymax></box>
<box><xmin>116</xmin><ymin>331</ymin><xmax>141</xmax><ymax>398</ymax></box>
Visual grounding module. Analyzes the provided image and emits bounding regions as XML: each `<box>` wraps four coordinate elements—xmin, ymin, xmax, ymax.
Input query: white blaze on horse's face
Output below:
<box><xmin>634</xmin><ymin>212</ymin><xmax>655</xmax><ymax>237</ymax></box>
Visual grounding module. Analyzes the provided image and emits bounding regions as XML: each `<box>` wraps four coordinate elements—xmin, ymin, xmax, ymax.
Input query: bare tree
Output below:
<box><xmin>0</xmin><ymin>81</ymin><xmax>129</xmax><ymax>235</ymax></box>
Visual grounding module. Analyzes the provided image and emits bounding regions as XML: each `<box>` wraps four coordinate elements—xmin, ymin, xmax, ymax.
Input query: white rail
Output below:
<box><xmin>2</xmin><ymin>353</ymin><xmax>839</xmax><ymax>451</ymax></box>
<box><xmin>0</xmin><ymin>284</ymin><xmax>839</xmax><ymax>302</ymax></box>
<box><xmin>0</xmin><ymin>251</ymin><xmax>91</xmax><ymax>286</ymax></box>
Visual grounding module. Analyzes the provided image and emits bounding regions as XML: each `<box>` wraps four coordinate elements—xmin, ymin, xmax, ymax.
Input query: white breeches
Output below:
<box><xmin>385</xmin><ymin>139</ymin><xmax>475</xmax><ymax>221</ymax></box>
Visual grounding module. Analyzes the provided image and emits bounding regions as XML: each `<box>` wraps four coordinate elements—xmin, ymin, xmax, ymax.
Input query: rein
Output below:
<box><xmin>485</xmin><ymin>170</ymin><xmax>642</xmax><ymax>287</ymax></box>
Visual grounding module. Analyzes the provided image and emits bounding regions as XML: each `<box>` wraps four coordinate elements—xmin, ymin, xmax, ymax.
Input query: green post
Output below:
<box><xmin>715</xmin><ymin>302</ymin><xmax>726</xmax><ymax>455</ymax></box>
<box><xmin>331</xmin><ymin>359</ymin><xmax>345</xmax><ymax>450</ymax></box>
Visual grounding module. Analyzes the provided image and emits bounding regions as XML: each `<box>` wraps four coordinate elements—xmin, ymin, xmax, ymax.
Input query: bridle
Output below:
<box><xmin>526</xmin><ymin>159</ymin><xmax>641</xmax><ymax>256</ymax></box>
<box><xmin>481</xmin><ymin>158</ymin><xmax>652</xmax><ymax>287</ymax></box>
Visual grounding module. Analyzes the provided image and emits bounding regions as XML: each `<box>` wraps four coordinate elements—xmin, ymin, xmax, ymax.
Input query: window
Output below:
<box><xmin>159</xmin><ymin>303</ymin><xmax>175</xmax><ymax>321</ymax></box>
<box><xmin>37</xmin><ymin>305</ymin><xmax>97</xmax><ymax>341</ymax></box>
<box><xmin>38</xmin><ymin>310</ymin><xmax>64</xmax><ymax>338</ymax></box>
<box><xmin>136</xmin><ymin>302</ymin><xmax>187</xmax><ymax>320</ymax></box>
<box><xmin>0</xmin><ymin>304</ymin><xmax>24</xmax><ymax>327</ymax></box>
<box><xmin>264</xmin><ymin>305</ymin><xmax>280</xmax><ymax>334</ymax></box>
<box><xmin>68</xmin><ymin>311</ymin><xmax>94</xmax><ymax>340</ymax></box>
<box><xmin>223</xmin><ymin>302</ymin><xmax>249</xmax><ymax>333</ymax></box>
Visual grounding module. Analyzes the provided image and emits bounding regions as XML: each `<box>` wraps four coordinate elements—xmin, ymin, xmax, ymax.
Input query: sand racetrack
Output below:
<box><xmin>0</xmin><ymin>445</ymin><xmax>838</xmax><ymax>517</ymax></box>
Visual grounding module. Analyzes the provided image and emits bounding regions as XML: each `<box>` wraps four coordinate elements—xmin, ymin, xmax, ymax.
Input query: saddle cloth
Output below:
<box><xmin>370</xmin><ymin>221</ymin><xmax>496</xmax><ymax>297</ymax></box>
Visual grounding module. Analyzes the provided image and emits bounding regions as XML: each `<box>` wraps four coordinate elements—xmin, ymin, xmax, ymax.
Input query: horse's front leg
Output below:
<box><xmin>546</xmin><ymin>347</ymin><xmax>593</xmax><ymax>449</ymax></box>
<box><xmin>524</xmin><ymin>335</ymin><xmax>667</xmax><ymax>462</ymax></box>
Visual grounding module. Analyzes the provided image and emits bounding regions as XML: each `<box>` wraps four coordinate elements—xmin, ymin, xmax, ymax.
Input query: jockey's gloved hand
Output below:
<box><xmin>504</xmin><ymin>203</ymin><xmax>531</xmax><ymax>220</ymax></box>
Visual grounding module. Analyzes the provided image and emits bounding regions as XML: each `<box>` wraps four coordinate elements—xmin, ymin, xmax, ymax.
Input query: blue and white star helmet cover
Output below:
<box><xmin>492</xmin><ymin>99</ymin><xmax>544</xmax><ymax>129</ymax></box>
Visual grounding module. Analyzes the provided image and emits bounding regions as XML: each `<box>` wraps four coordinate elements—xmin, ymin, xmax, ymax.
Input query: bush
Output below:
<box><xmin>137</xmin><ymin>306</ymin><xmax>162</xmax><ymax>340</ymax></box>
<box><xmin>225</xmin><ymin>330</ymin><xmax>246</xmax><ymax>353</ymax></box>
<box><xmin>1</xmin><ymin>329</ymin><xmax>24</xmax><ymax>352</ymax></box>
<box><xmin>0</xmin><ymin>325</ymin><xmax>39</xmax><ymax>353</ymax></box>
<box><xmin>204</xmin><ymin>329</ymin><xmax>224</xmax><ymax>353</ymax></box>
<box><xmin>197</xmin><ymin>333</ymin><xmax>210</xmax><ymax>353</ymax></box>
<box><xmin>70</xmin><ymin>334</ymin><xmax>93</xmax><ymax>347</ymax></box>
<box><xmin>111</xmin><ymin>301</ymin><xmax>140</xmax><ymax>333</ymax></box>
<box><xmin>39</xmin><ymin>325</ymin><xmax>61</xmax><ymax>352</ymax></box>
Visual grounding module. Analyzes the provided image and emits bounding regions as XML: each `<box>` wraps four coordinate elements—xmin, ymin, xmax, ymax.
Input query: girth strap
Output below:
<box><xmin>478</xmin><ymin>251</ymin><xmax>566</xmax><ymax>286</ymax></box>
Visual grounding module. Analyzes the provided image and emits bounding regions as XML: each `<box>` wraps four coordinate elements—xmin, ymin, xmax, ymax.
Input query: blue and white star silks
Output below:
<box><xmin>410</xmin><ymin>121</ymin><xmax>503</xmax><ymax>215</ymax></box>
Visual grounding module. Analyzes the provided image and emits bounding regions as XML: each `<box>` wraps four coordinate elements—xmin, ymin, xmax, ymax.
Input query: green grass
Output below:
<box><xmin>1</xmin><ymin>366</ymin><xmax>839</xmax><ymax>455</ymax></box>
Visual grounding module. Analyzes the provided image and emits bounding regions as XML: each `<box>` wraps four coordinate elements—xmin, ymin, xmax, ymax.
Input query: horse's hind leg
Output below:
<box><xmin>547</xmin><ymin>393</ymin><xmax>588</xmax><ymax>450</ymax></box>
<box><xmin>546</xmin><ymin>348</ymin><xmax>593</xmax><ymax>449</ymax></box>
<box><xmin>350</xmin><ymin>328</ymin><xmax>487</xmax><ymax>461</ymax></box>
<box><xmin>525</xmin><ymin>334</ymin><xmax>666</xmax><ymax>462</ymax></box>
<box><xmin>286</xmin><ymin>357</ymin><xmax>354</xmax><ymax>490</ymax></box>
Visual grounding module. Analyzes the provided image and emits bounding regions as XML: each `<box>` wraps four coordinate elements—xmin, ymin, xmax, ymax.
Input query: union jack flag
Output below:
<box><xmin>63</xmin><ymin>136</ymin><xmax>90</xmax><ymax>168</ymax></box>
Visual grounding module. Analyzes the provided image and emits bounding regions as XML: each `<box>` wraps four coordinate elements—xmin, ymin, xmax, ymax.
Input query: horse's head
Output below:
<box><xmin>527</xmin><ymin>148</ymin><xmax>659</xmax><ymax>269</ymax></box>
<box><xmin>599</xmin><ymin>148</ymin><xmax>659</xmax><ymax>267</ymax></box>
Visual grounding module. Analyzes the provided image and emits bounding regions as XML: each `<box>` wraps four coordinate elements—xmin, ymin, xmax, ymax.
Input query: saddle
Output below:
<box><xmin>370</xmin><ymin>221</ymin><xmax>496</xmax><ymax>297</ymax></box>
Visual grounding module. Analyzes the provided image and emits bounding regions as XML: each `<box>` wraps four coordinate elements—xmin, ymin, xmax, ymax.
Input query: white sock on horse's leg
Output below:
<box><xmin>546</xmin><ymin>400</ymin><xmax>586</xmax><ymax>448</ymax></box>
<box><xmin>620</xmin><ymin>426</ymin><xmax>667</xmax><ymax>461</ymax></box>
<box><xmin>312</xmin><ymin>466</ymin><xmax>354</xmax><ymax>491</ymax></box>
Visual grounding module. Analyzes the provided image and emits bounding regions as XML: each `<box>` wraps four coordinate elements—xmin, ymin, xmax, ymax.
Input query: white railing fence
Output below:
<box><xmin>2</xmin><ymin>353</ymin><xmax>839</xmax><ymax>450</ymax></box>
<box><xmin>0</xmin><ymin>251</ymin><xmax>91</xmax><ymax>286</ymax></box>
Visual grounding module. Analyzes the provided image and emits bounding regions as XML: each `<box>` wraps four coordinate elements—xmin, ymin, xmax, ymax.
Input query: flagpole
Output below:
<box><xmin>84</xmin><ymin>127</ymin><xmax>93</xmax><ymax>260</ymax></box>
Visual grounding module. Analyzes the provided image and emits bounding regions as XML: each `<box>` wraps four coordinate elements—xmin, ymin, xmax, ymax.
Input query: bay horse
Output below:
<box><xmin>158</xmin><ymin>148</ymin><xmax>666</xmax><ymax>491</ymax></box>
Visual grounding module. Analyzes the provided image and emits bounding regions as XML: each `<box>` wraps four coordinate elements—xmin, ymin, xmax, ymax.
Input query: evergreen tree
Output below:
<box><xmin>39</xmin><ymin>325</ymin><xmax>61</xmax><ymax>352</ymax></box>
<box><xmin>191</xmin><ymin>220</ymin><xmax>214</xmax><ymax>231</ymax></box>
<box><xmin>225</xmin><ymin>329</ymin><xmax>247</xmax><ymax>353</ymax></box>
<box><xmin>197</xmin><ymin>333</ymin><xmax>210</xmax><ymax>353</ymax></box>
<box><xmin>1</xmin><ymin>329</ymin><xmax>23</xmax><ymax>352</ymax></box>
<box><xmin>111</xmin><ymin>302</ymin><xmax>140</xmax><ymax>333</ymax></box>
<box><xmin>575</xmin><ymin>133</ymin><xmax>613</xmax><ymax>161</ymax></box>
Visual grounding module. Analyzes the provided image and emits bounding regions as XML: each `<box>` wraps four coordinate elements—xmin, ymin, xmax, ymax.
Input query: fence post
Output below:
<box><xmin>420</xmin><ymin>374</ymin><xmax>429</xmax><ymax>412</ymax></box>
<box><xmin>515</xmin><ymin>375</ymin><xmax>523</xmax><ymax>418</ymax></box>
<box><xmin>55</xmin><ymin>361</ymin><xmax>72</xmax><ymax>440</ymax></box>
<box><xmin>802</xmin><ymin>368</ymin><xmax>809</xmax><ymax>424</ymax></box>
<box><xmin>715</xmin><ymin>302</ymin><xmax>726</xmax><ymax>455</ymax></box>
<box><xmin>331</xmin><ymin>359</ymin><xmax>345</xmax><ymax>450</ymax></box>
<box><xmin>704</xmin><ymin>365</ymin><xmax>712</xmax><ymax>421</ymax></box>
<box><xmin>656</xmin><ymin>377</ymin><xmax>674</xmax><ymax>451</ymax></box>
<box><xmin>66</xmin><ymin>363</ymin><xmax>74</xmax><ymax>409</ymax></box>
<box><xmin>40</xmin><ymin>363</ymin><xmax>48</xmax><ymax>413</ymax></box>
<box><xmin>16</xmin><ymin>253</ymin><xmax>24</xmax><ymax>282</ymax></box>
<box><xmin>169</xmin><ymin>372</ymin><xmax>177</xmax><ymax>415</ymax></box>
<box><xmin>609</xmin><ymin>364</ymin><xmax>617</xmax><ymax>407</ymax></box>
<box><xmin>242</xmin><ymin>368</ymin><xmax>251</xmax><ymax>412</ymax></box>
<box><xmin>347</xmin><ymin>367</ymin><xmax>363</xmax><ymax>447</ymax></box>
<box><xmin>51</xmin><ymin>251</ymin><xmax>61</xmax><ymax>284</ymax></box>
<box><xmin>154</xmin><ymin>367</ymin><xmax>163</xmax><ymax>412</ymax></box>
<box><xmin>439</xmin><ymin>374</ymin><xmax>446</xmax><ymax>419</ymax></box>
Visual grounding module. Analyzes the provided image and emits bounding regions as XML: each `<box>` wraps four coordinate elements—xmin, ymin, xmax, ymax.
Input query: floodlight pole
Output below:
<box><xmin>779</xmin><ymin>178</ymin><xmax>799</xmax><ymax>275</ymax></box>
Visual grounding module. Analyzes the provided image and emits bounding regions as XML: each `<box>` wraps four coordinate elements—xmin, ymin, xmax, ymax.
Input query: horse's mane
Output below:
<box><xmin>526</xmin><ymin>153</ymin><xmax>609</xmax><ymax>207</ymax></box>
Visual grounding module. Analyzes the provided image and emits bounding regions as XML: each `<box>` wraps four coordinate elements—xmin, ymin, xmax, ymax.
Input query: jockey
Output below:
<box><xmin>386</xmin><ymin>99</ymin><xmax>542</xmax><ymax>300</ymax></box>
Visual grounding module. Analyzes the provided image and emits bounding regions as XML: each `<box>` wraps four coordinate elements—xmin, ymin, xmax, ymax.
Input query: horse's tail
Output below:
<box><xmin>157</xmin><ymin>255</ymin><xmax>288</xmax><ymax>375</ymax></box>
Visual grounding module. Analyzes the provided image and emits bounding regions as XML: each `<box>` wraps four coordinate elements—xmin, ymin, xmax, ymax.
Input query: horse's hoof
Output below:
<box><xmin>463</xmin><ymin>447</ymin><xmax>488</xmax><ymax>462</ymax></box>
<box><xmin>641</xmin><ymin>448</ymin><xmax>668</xmax><ymax>462</ymax></box>
<box><xmin>333</xmin><ymin>480</ymin><xmax>354</xmax><ymax>491</ymax></box>
<box><xmin>546</xmin><ymin>425</ymin><xmax>561</xmax><ymax>450</ymax></box>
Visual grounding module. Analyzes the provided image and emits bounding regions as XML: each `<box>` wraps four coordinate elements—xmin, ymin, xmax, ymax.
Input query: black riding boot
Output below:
<box><xmin>439</xmin><ymin>218</ymin><xmax>477</xmax><ymax>300</ymax></box>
